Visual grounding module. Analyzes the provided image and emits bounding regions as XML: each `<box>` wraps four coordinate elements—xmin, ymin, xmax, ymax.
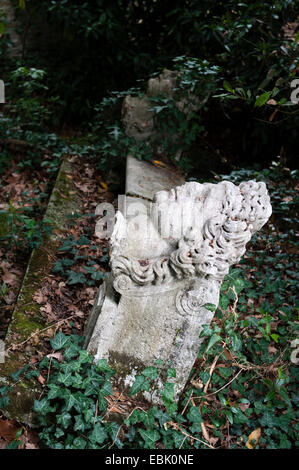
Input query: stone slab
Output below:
<box><xmin>0</xmin><ymin>158</ymin><xmax>82</xmax><ymax>426</ymax></box>
<box><xmin>125</xmin><ymin>154</ymin><xmax>184</xmax><ymax>201</ymax></box>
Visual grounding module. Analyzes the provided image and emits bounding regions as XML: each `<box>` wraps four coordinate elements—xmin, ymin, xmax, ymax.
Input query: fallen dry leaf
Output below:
<box><xmin>40</xmin><ymin>303</ymin><xmax>52</xmax><ymax>314</ymax></box>
<box><xmin>33</xmin><ymin>290</ymin><xmax>45</xmax><ymax>304</ymax></box>
<box><xmin>153</xmin><ymin>160</ymin><xmax>165</xmax><ymax>167</ymax></box>
<box><xmin>246</xmin><ymin>427</ymin><xmax>261</xmax><ymax>449</ymax></box>
<box><xmin>1</xmin><ymin>269</ymin><xmax>17</xmax><ymax>286</ymax></box>
<box><xmin>47</xmin><ymin>352</ymin><xmax>64</xmax><ymax>362</ymax></box>
<box><xmin>0</xmin><ymin>418</ymin><xmax>19</xmax><ymax>442</ymax></box>
<box><xmin>239</xmin><ymin>402</ymin><xmax>250</xmax><ymax>412</ymax></box>
<box><xmin>38</xmin><ymin>375</ymin><xmax>46</xmax><ymax>386</ymax></box>
<box><xmin>190</xmin><ymin>377</ymin><xmax>203</xmax><ymax>390</ymax></box>
<box><xmin>100</xmin><ymin>181</ymin><xmax>108</xmax><ymax>191</ymax></box>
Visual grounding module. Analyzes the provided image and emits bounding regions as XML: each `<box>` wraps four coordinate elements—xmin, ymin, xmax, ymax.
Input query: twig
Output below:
<box><xmin>166</xmin><ymin>421</ymin><xmax>215</xmax><ymax>449</ymax></box>
<box><xmin>108</xmin><ymin>425</ymin><xmax>122</xmax><ymax>449</ymax></box>
<box><xmin>181</xmin><ymin>391</ymin><xmax>193</xmax><ymax>416</ymax></box>
<box><xmin>194</xmin><ymin>353</ymin><xmax>221</xmax><ymax>445</ymax></box>
<box><xmin>93</xmin><ymin>399</ymin><xmax>99</xmax><ymax>425</ymax></box>
<box><xmin>179</xmin><ymin>435</ymin><xmax>188</xmax><ymax>449</ymax></box>
<box><xmin>203</xmin><ymin>353</ymin><xmax>220</xmax><ymax>394</ymax></box>
<box><xmin>206</xmin><ymin>369</ymin><xmax>243</xmax><ymax>396</ymax></box>
<box><xmin>229</xmin><ymin>285</ymin><xmax>238</xmax><ymax>321</ymax></box>
<box><xmin>125</xmin><ymin>406</ymin><xmax>147</xmax><ymax>422</ymax></box>
<box><xmin>193</xmin><ymin>369</ymin><xmax>243</xmax><ymax>400</ymax></box>
<box><xmin>4</xmin><ymin>314</ymin><xmax>77</xmax><ymax>354</ymax></box>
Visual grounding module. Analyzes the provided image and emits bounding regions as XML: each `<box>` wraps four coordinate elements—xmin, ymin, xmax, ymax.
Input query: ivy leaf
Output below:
<box><xmin>173</xmin><ymin>431</ymin><xmax>186</xmax><ymax>448</ymax></box>
<box><xmin>54</xmin><ymin>428</ymin><xmax>64</xmax><ymax>439</ymax></box>
<box><xmin>67</xmin><ymin>270</ymin><xmax>86</xmax><ymax>285</ymax></box>
<box><xmin>99</xmin><ymin>380</ymin><xmax>113</xmax><ymax>398</ymax></box>
<box><xmin>206</xmin><ymin>333</ymin><xmax>221</xmax><ymax>352</ymax></box>
<box><xmin>33</xmin><ymin>398</ymin><xmax>55</xmax><ymax>415</ymax></box>
<box><xmin>167</xmin><ymin>368</ymin><xmax>176</xmax><ymax>378</ymax></box>
<box><xmin>142</xmin><ymin>366</ymin><xmax>158</xmax><ymax>380</ymax></box>
<box><xmin>83</xmin><ymin>407</ymin><xmax>95</xmax><ymax>423</ymax></box>
<box><xmin>74</xmin><ymin>414</ymin><xmax>87</xmax><ymax>432</ymax></box>
<box><xmin>78</xmin><ymin>350</ymin><xmax>93</xmax><ymax>364</ymax></box>
<box><xmin>161</xmin><ymin>382</ymin><xmax>177</xmax><ymax>414</ymax></box>
<box><xmin>63</xmin><ymin>390</ymin><xmax>81</xmax><ymax>412</ymax></box>
<box><xmin>89</xmin><ymin>422</ymin><xmax>108</xmax><ymax>445</ymax></box>
<box><xmin>48</xmin><ymin>383</ymin><xmax>63</xmax><ymax>400</ymax></box>
<box><xmin>138</xmin><ymin>428</ymin><xmax>160</xmax><ymax>447</ymax></box>
<box><xmin>64</xmin><ymin>343</ymin><xmax>80</xmax><ymax>361</ymax></box>
<box><xmin>187</xmin><ymin>405</ymin><xmax>202</xmax><ymax>433</ymax></box>
<box><xmin>96</xmin><ymin>359</ymin><xmax>113</xmax><ymax>373</ymax></box>
<box><xmin>260</xmin><ymin>410</ymin><xmax>276</xmax><ymax>427</ymax></box>
<box><xmin>0</xmin><ymin>395</ymin><xmax>10</xmax><ymax>409</ymax></box>
<box><xmin>205</xmin><ymin>303</ymin><xmax>216</xmax><ymax>312</ymax></box>
<box><xmin>50</xmin><ymin>331</ymin><xmax>71</xmax><ymax>351</ymax></box>
<box><xmin>279</xmin><ymin>434</ymin><xmax>292</xmax><ymax>449</ymax></box>
<box><xmin>72</xmin><ymin>436</ymin><xmax>87</xmax><ymax>449</ymax></box>
<box><xmin>57</xmin><ymin>371</ymin><xmax>73</xmax><ymax>387</ymax></box>
<box><xmin>125</xmin><ymin>409</ymin><xmax>147</xmax><ymax>426</ymax></box>
<box><xmin>129</xmin><ymin>375</ymin><xmax>150</xmax><ymax>395</ymax></box>
<box><xmin>233</xmin><ymin>277</ymin><xmax>245</xmax><ymax>294</ymax></box>
<box><xmin>91</xmin><ymin>271</ymin><xmax>105</xmax><ymax>280</ymax></box>
<box><xmin>231</xmin><ymin>333</ymin><xmax>242</xmax><ymax>352</ymax></box>
<box><xmin>77</xmin><ymin>235</ymin><xmax>91</xmax><ymax>246</ymax></box>
<box><xmin>56</xmin><ymin>412</ymin><xmax>72</xmax><ymax>429</ymax></box>
<box><xmin>187</xmin><ymin>405</ymin><xmax>202</xmax><ymax>424</ymax></box>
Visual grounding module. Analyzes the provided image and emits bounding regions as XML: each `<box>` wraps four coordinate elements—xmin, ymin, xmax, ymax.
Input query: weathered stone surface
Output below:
<box><xmin>126</xmin><ymin>154</ymin><xmax>184</xmax><ymax>201</ymax></box>
<box><xmin>122</xmin><ymin>69</ymin><xmax>202</xmax><ymax>160</ymax></box>
<box><xmin>122</xmin><ymin>95</ymin><xmax>154</xmax><ymax>142</ymax></box>
<box><xmin>122</xmin><ymin>70</ymin><xmax>179</xmax><ymax>143</ymax></box>
<box><xmin>0</xmin><ymin>158</ymin><xmax>82</xmax><ymax>426</ymax></box>
<box><xmin>147</xmin><ymin>69</ymin><xmax>178</xmax><ymax>98</ymax></box>
<box><xmin>87</xmin><ymin>157</ymin><xmax>272</xmax><ymax>402</ymax></box>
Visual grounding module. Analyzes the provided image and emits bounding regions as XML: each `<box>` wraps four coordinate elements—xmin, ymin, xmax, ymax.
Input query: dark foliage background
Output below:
<box><xmin>0</xmin><ymin>0</ymin><xmax>295</xmax><ymax>169</ymax></box>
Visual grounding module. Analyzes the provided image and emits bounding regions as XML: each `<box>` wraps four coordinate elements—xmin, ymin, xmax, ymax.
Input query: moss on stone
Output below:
<box><xmin>5</xmin><ymin>239</ymin><xmax>59</xmax><ymax>343</ymax></box>
<box><xmin>107</xmin><ymin>350</ymin><xmax>149</xmax><ymax>396</ymax></box>
<box><xmin>109</xmin><ymin>350</ymin><xmax>146</xmax><ymax>376</ymax></box>
<box><xmin>0</xmin><ymin>352</ymin><xmax>41</xmax><ymax>426</ymax></box>
<box><xmin>46</xmin><ymin>159</ymin><xmax>82</xmax><ymax>232</ymax></box>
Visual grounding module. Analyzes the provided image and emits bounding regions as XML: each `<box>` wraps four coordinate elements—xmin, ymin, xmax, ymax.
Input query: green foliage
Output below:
<box><xmin>191</xmin><ymin>162</ymin><xmax>298</xmax><ymax>449</ymax></box>
<box><xmin>0</xmin><ymin>385</ymin><xmax>11</xmax><ymax>409</ymax></box>
<box><xmin>8</xmin><ymin>0</ymin><xmax>296</xmax><ymax>171</ymax></box>
<box><xmin>52</xmin><ymin>228</ymin><xmax>108</xmax><ymax>287</ymax></box>
<box><xmin>0</xmin><ymin>202</ymin><xmax>53</xmax><ymax>251</ymax></box>
<box><xmin>2</xmin><ymin>0</ymin><xmax>298</xmax><ymax>175</ymax></box>
<box><xmin>29</xmin><ymin>333</ymin><xmax>119</xmax><ymax>449</ymax></box>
